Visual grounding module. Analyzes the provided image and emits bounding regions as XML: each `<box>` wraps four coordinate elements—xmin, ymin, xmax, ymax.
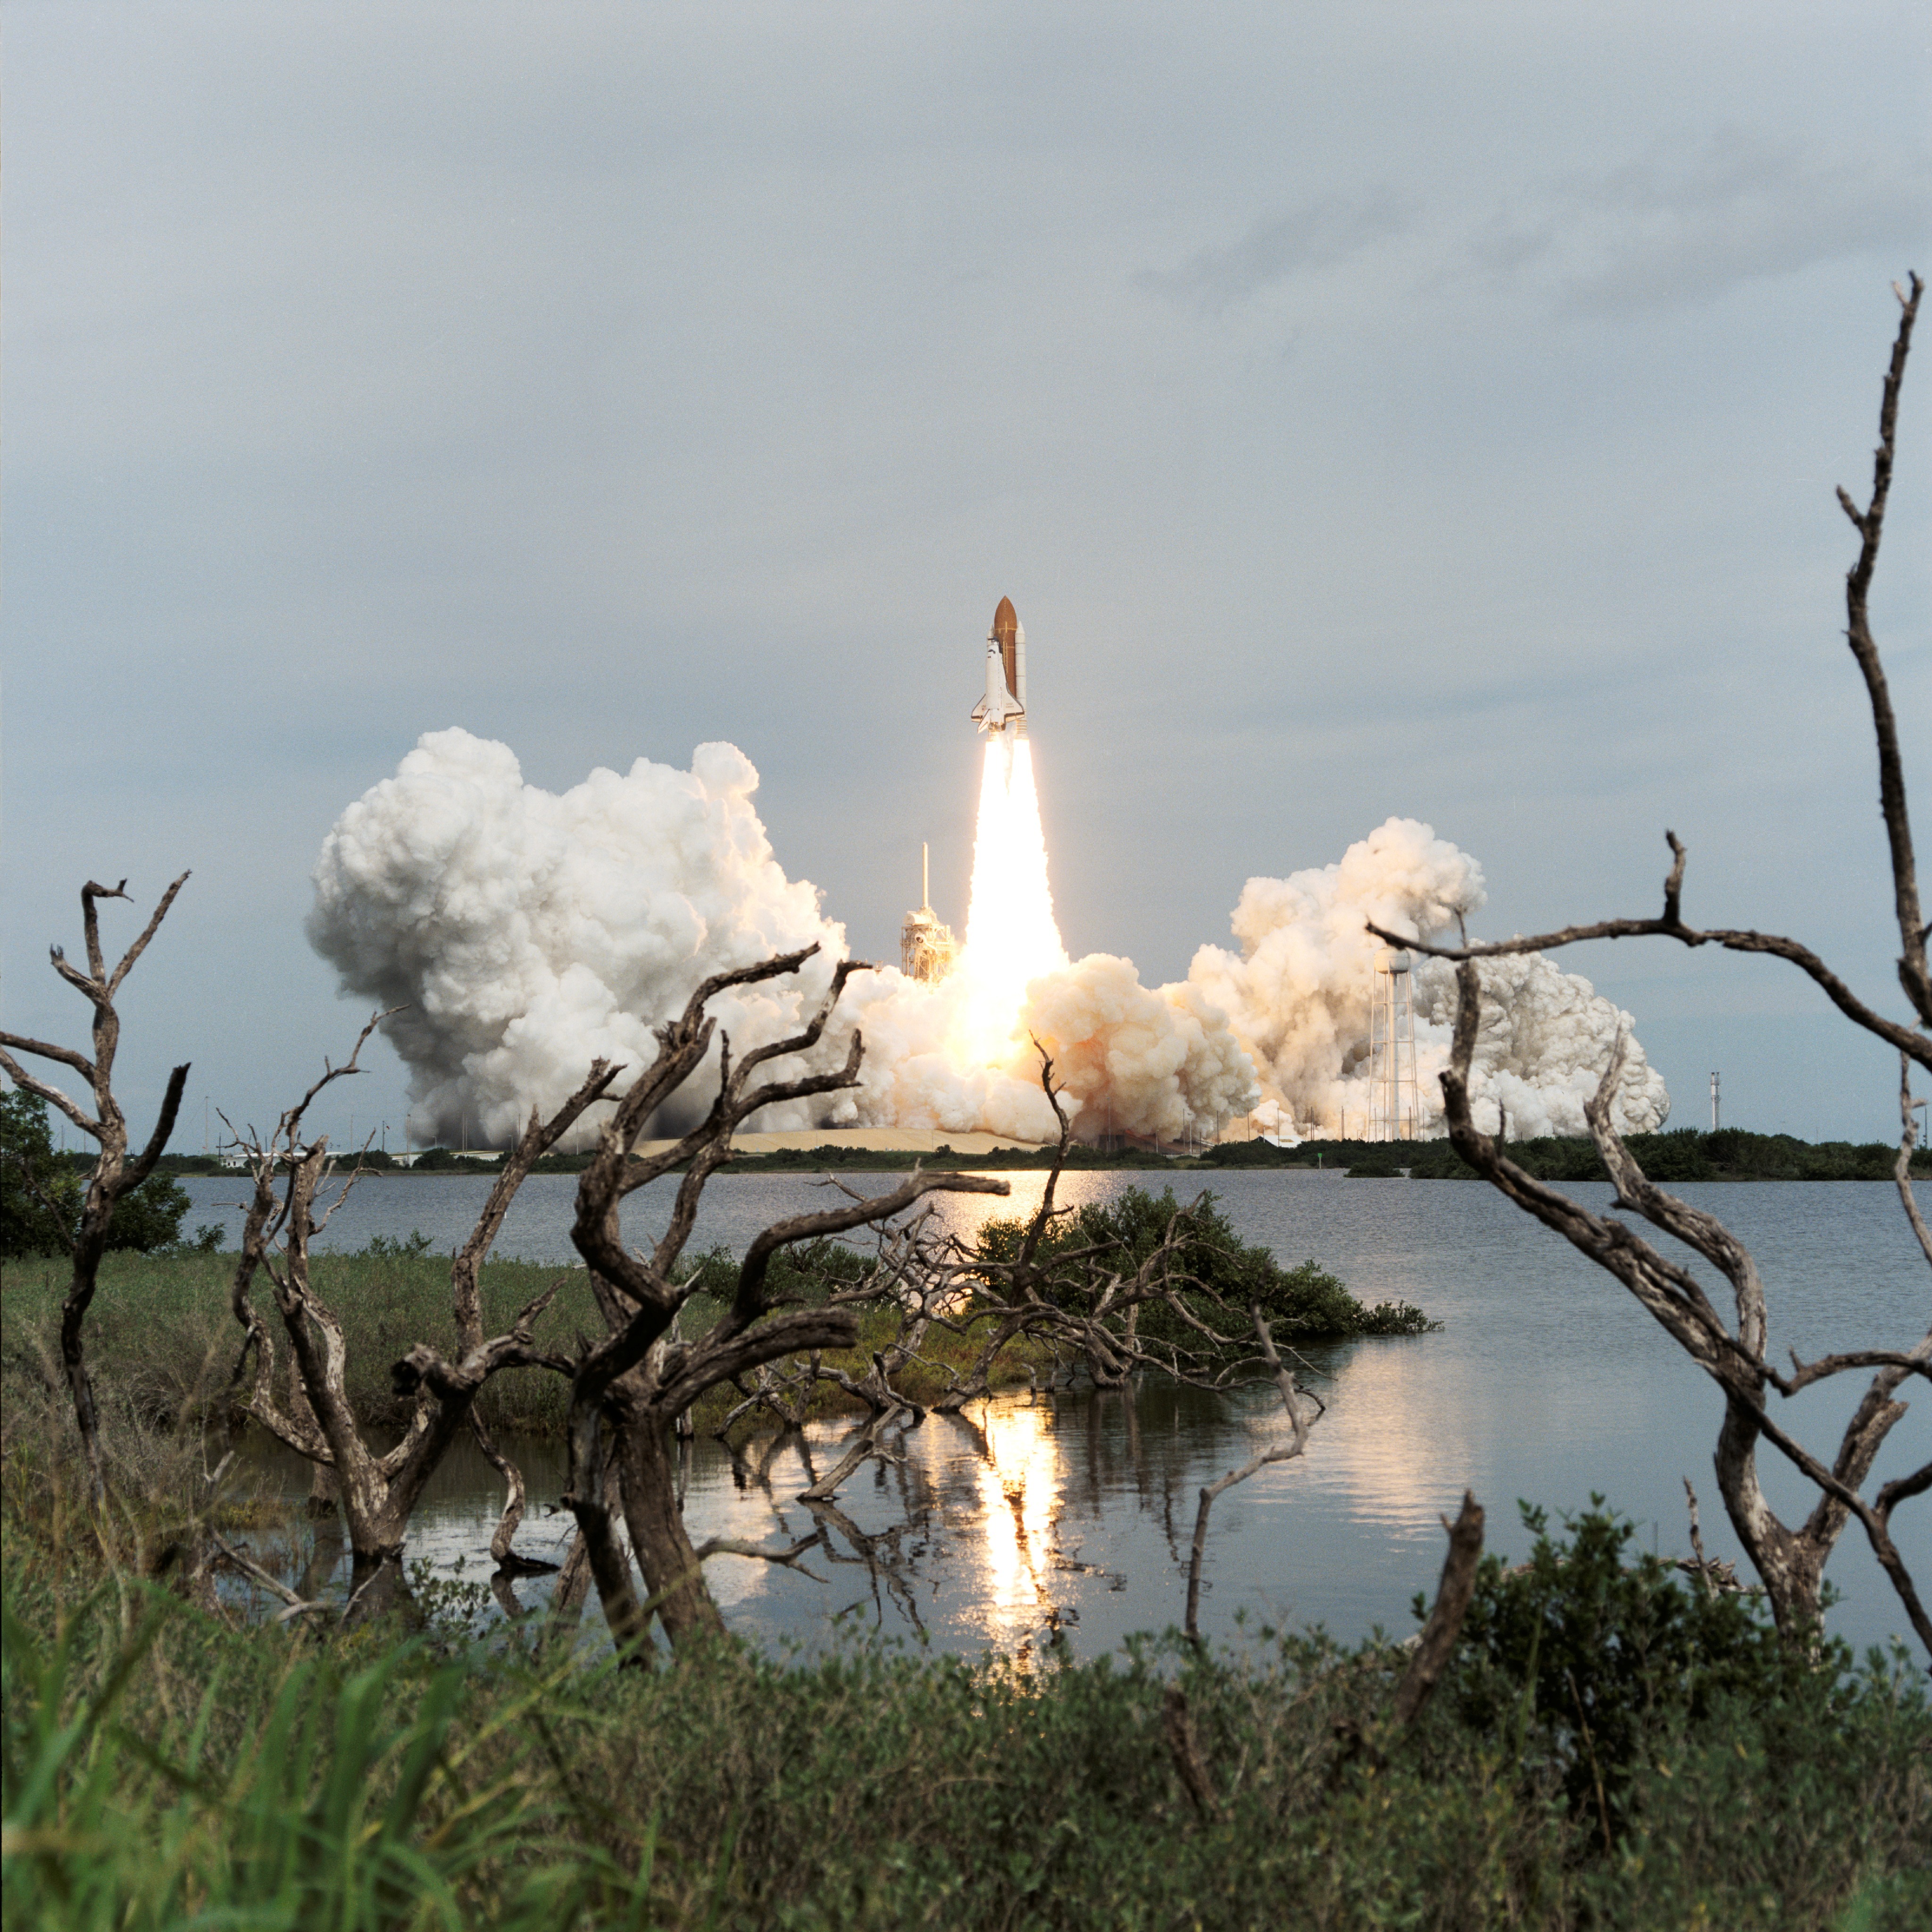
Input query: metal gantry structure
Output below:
<box><xmin>1366</xmin><ymin>946</ymin><xmax>1422</xmax><ymax>1142</ymax></box>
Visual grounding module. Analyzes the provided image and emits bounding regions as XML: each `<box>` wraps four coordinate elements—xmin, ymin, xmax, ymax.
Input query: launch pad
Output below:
<box><xmin>899</xmin><ymin>840</ymin><xmax>958</xmax><ymax>983</ymax></box>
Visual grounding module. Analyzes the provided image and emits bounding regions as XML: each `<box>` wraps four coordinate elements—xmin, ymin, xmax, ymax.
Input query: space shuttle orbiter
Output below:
<box><xmin>970</xmin><ymin>596</ymin><xmax>1027</xmax><ymax>739</ymax></box>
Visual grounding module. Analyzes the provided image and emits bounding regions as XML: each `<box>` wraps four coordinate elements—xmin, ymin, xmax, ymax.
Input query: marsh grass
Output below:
<box><xmin>0</xmin><ymin>1245</ymin><xmax>1056</xmax><ymax>1453</ymax></box>
<box><xmin>3</xmin><ymin>1514</ymin><xmax>1927</xmax><ymax>1932</ymax></box>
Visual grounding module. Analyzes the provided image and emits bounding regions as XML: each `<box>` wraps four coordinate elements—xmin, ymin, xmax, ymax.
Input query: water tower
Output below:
<box><xmin>1366</xmin><ymin>946</ymin><xmax>1421</xmax><ymax>1141</ymax></box>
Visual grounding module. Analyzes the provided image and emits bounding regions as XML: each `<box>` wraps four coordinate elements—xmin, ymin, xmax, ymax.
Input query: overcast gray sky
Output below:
<box><xmin>4</xmin><ymin>0</ymin><xmax>1928</xmax><ymax>1149</ymax></box>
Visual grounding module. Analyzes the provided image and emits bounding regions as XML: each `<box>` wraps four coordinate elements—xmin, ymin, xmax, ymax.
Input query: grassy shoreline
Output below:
<box><xmin>0</xmin><ymin>1250</ymin><xmax>1053</xmax><ymax>1442</ymax></box>
<box><xmin>3</xmin><ymin>1218</ymin><xmax>1926</xmax><ymax>1925</ymax></box>
<box><xmin>0</xmin><ymin>1188</ymin><xmax>1431</xmax><ymax>1445</ymax></box>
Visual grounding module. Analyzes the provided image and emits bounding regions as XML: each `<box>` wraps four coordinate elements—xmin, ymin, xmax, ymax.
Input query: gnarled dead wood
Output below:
<box><xmin>1162</xmin><ymin>1687</ymin><xmax>1217</xmax><ymax>1818</ymax></box>
<box><xmin>1440</xmin><ymin>960</ymin><xmax>1931</xmax><ymax>1654</ymax></box>
<box><xmin>1391</xmin><ymin>1492</ymin><xmax>1485</xmax><ymax>1727</ymax></box>
<box><xmin>225</xmin><ymin>1034</ymin><xmax>615</xmax><ymax>1623</ymax></box>
<box><xmin>1365</xmin><ymin>282</ymin><xmax>1931</xmax><ymax>1661</ymax></box>
<box><xmin>557</xmin><ymin>947</ymin><xmax>1013</xmax><ymax>1653</ymax></box>
<box><xmin>1</xmin><ymin>872</ymin><xmax>192</xmax><ymax>1501</ymax></box>
<box><xmin>1183</xmin><ymin>1308</ymin><xmax>1321</xmax><ymax>1647</ymax></box>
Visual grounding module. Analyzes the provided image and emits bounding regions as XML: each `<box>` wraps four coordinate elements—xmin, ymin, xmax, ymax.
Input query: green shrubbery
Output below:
<box><xmin>1450</xmin><ymin>1502</ymin><xmax>1797</xmax><ymax>1839</ymax></box>
<box><xmin>1272</xmin><ymin>1128</ymin><xmax>1932</xmax><ymax>1182</ymax></box>
<box><xmin>3</xmin><ymin>1503</ymin><xmax>1925</xmax><ymax>1930</ymax></box>
<box><xmin>0</xmin><ymin>1090</ymin><xmax>215</xmax><ymax>1261</ymax></box>
<box><xmin>974</xmin><ymin>1185</ymin><xmax>1435</xmax><ymax>1341</ymax></box>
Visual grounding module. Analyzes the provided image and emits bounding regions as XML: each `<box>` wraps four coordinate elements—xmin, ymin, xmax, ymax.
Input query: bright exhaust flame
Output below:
<box><xmin>955</xmin><ymin>737</ymin><xmax>1068</xmax><ymax>1064</ymax></box>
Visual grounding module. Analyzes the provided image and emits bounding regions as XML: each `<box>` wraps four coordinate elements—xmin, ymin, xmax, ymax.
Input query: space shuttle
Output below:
<box><xmin>971</xmin><ymin>596</ymin><xmax>1027</xmax><ymax>739</ymax></box>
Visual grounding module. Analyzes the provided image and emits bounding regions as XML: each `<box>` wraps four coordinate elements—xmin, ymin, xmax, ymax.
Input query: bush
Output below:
<box><xmin>3</xmin><ymin>1506</ymin><xmax>1925</xmax><ymax>1931</ymax></box>
<box><xmin>975</xmin><ymin>1185</ymin><xmax>1435</xmax><ymax>1343</ymax></box>
<box><xmin>1</xmin><ymin>1088</ymin><xmax>198</xmax><ymax>1257</ymax></box>
<box><xmin>1</xmin><ymin>1087</ymin><xmax>81</xmax><ymax>1257</ymax></box>
<box><xmin>1448</xmin><ymin>1501</ymin><xmax>1801</xmax><ymax>1839</ymax></box>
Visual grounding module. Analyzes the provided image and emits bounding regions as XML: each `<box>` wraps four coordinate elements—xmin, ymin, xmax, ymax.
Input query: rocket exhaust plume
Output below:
<box><xmin>955</xmin><ymin>600</ymin><xmax>1066</xmax><ymax>1060</ymax></box>
<box><xmin>307</xmin><ymin>607</ymin><xmax>1668</xmax><ymax>1149</ymax></box>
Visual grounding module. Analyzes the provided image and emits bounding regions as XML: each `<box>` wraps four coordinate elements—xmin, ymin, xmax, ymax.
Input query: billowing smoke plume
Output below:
<box><xmin>307</xmin><ymin>729</ymin><xmax>1254</xmax><ymax>1147</ymax></box>
<box><xmin>1187</xmin><ymin>817</ymin><xmax>1670</xmax><ymax>1139</ymax></box>
<box><xmin>309</xmin><ymin>737</ymin><xmax>1664</xmax><ymax>1148</ymax></box>
<box><xmin>306</xmin><ymin>730</ymin><xmax>850</xmax><ymax>1145</ymax></box>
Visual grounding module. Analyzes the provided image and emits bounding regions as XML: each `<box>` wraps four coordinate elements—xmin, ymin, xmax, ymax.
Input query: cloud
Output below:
<box><xmin>1138</xmin><ymin>189</ymin><xmax>1413</xmax><ymax>312</ymax></box>
<box><xmin>1468</xmin><ymin>131</ymin><xmax>1931</xmax><ymax>315</ymax></box>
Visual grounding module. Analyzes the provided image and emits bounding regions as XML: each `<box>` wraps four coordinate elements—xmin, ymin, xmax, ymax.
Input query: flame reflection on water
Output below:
<box><xmin>972</xmin><ymin>1399</ymin><xmax>1062</xmax><ymax>1643</ymax></box>
<box><xmin>233</xmin><ymin>1175</ymin><xmax>1930</xmax><ymax>1661</ymax></box>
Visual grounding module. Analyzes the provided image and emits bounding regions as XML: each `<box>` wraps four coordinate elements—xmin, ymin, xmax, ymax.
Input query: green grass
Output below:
<box><xmin>4</xmin><ymin>1502</ymin><xmax>1927</xmax><ymax>1931</ymax></box>
<box><xmin>0</xmin><ymin>1246</ymin><xmax>1067</xmax><ymax>1444</ymax></box>
<box><xmin>1</xmin><ymin>1249</ymin><xmax>594</xmax><ymax>1440</ymax></box>
<box><xmin>2</xmin><ymin>1187</ymin><xmax>1431</xmax><ymax>1449</ymax></box>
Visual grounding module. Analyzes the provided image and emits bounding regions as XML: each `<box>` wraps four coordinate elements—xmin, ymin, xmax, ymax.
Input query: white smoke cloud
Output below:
<box><xmin>307</xmin><ymin>729</ymin><xmax>851</xmax><ymax>1145</ymax></box>
<box><xmin>307</xmin><ymin>729</ymin><xmax>1255</xmax><ymax>1148</ymax></box>
<box><xmin>1024</xmin><ymin>958</ymin><xmax>1257</xmax><ymax>1142</ymax></box>
<box><xmin>1188</xmin><ymin>816</ymin><xmax>1670</xmax><ymax>1139</ymax></box>
<box><xmin>310</xmin><ymin>742</ymin><xmax>1662</xmax><ymax>1149</ymax></box>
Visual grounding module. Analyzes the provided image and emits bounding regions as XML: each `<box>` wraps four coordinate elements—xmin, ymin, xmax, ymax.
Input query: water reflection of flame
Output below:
<box><xmin>974</xmin><ymin>1400</ymin><xmax>1060</xmax><ymax>1641</ymax></box>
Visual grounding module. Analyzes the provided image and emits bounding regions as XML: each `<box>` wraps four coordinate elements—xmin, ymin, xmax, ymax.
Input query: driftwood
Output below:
<box><xmin>556</xmin><ymin>946</ymin><xmax>1012</xmax><ymax>1654</ymax></box>
<box><xmin>548</xmin><ymin>973</ymin><xmax>1317</xmax><ymax>1657</ymax></box>
<box><xmin>1390</xmin><ymin>1492</ymin><xmax>1485</xmax><ymax>1727</ymax></box>
<box><xmin>1162</xmin><ymin>1687</ymin><xmax>1217</xmax><ymax>1817</ymax></box>
<box><xmin>1366</xmin><ymin>277</ymin><xmax>1930</xmax><ymax>1657</ymax></box>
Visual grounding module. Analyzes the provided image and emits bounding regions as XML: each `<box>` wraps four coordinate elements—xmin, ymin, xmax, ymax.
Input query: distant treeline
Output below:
<box><xmin>139</xmin><ymin>1141</ymin><xmax>1190</xmax><ymax>1178</ymax></box>
<box><xmin>1225</xmin><ymin>1128</ymin><xmax>1932</xmax><ymax>1183</ymax></box>
<box><xmin>139</xmin><ymin>1125</ymin><xmax>1932</xmax><ymax>1181</ymax></box>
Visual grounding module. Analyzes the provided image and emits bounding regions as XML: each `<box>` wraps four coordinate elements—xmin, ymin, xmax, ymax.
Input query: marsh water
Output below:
<box><xmin>183</xmin><ymin>1170</ymin><xmax>1932</xmax><ymax>1659</ymax></box>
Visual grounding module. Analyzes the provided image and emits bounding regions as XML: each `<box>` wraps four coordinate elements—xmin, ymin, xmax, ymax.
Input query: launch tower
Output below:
<box><xmin>899</xmin><ymin>841</ymin><xmax>958</xmax><ymax>984</ymax></box>
<box><xmin>1366</xmin><ymin>946</ymin><xmax>1422</xmax><ymax>1141</ymax></box>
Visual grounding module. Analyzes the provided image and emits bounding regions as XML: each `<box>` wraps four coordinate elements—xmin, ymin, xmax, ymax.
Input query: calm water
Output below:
<box><xmin>189</xmin><ymin>1171</ymin><xmax>1932</xmax><ymax>1659</ymax></box>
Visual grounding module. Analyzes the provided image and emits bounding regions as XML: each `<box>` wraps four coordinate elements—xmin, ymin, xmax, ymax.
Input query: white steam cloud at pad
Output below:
<box><xmin>308</xmin><ymin>731</ymin><xmax>1667</xmax><ymax>1147</ymax></box>
<box><xmin>1187</xmin><ymin>817</ymin><xmax>1670</xmax><ymax>1139</ymax></box>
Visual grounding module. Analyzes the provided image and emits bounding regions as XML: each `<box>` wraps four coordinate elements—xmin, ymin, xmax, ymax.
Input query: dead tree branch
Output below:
<box><xmin>1183</xmin><ymin>1308</ymin><xmax>1321</xmax><ymax>1648</ymax></box>
<box><xmin>225</xmin><ymin>1025</ymin><xmax>612</xmax><ymax>1622</ymax></box>
<box><xmin>1441</xmin><ymin>962</ymin><xmax>1931</xmax><ymax>1654</ymax></box>
<box><xmin>0</xmin><ymin>872</ymin><xmax>192</xmax><ymax>1500</ymax></box>
<box><xmin>1390</xmin><ymin>1492</ymin><xmax>1485</xmax><ymax>1727</ymax></box>
<box><xmin>558</xmin><ymin>948</ymin><xmax>1014</xmax><ymax>1653</ymax></box>
<box><xmin>1365</xmin><ymin>284</ymin><xmax>1931</xmax><ymax>1658</ymax></box>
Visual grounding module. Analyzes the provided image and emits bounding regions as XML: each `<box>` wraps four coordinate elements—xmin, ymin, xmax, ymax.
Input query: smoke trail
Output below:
<box><xmin>306</xmin><ymin>729</ymin><xmax>852</xmax><ymax>1146</ymax></box>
